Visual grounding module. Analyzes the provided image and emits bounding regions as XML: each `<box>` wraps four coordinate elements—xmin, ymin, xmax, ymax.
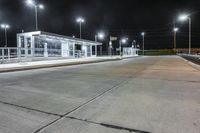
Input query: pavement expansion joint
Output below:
<box><xmin>67</xmin><ymin>116</ymin><xmax>150</xmax><ymax>133</ymax></box>
<box><xmin>1</xmin><ymin>67</ymin><xmax>149</xmax><ymax>133</ymax></box>
<box><xmin>33</xmin><ymin>79</ymin><xmax>131</xmax><ymax>133</ymax></box>
<box><xmin>33</xmin><ymin>117</ymin><xmax>63</xmax><ymax>133</ymax></box>
<box><xmin>0</xmin><ymin>100</ymin><xmax>62</xmax><ymax>117</ymax></box>
<box><xmin>63</xmin><ymin>79</ymin><xmax>130</xmax><ymax>117</ymax></box>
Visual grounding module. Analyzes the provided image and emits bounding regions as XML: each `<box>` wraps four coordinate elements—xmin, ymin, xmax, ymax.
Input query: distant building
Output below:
<box><xmin>17</xmin><ymin>31</ymin><xmax>102</xmax><ymax>58</ymax></box>
<box><xmin>123</xmin><ymin>47</ymin><xmax>139</xmax><ymax>57</ymax></box>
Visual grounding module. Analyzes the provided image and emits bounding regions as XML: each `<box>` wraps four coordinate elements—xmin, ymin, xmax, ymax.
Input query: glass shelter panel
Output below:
<box><xmin>34</xmin><ymin>36</ymin><xmax>62</xmax><ymax>57</ymax></box>
<box><xmin>87</xmin><ymin>45</ymin><xmax>91</xmax><ymax>57</ymax></box>
<box><xmin>68</xmin><ymin>42</ymin><xmax>74</xmax><ymax>57</ymax></box>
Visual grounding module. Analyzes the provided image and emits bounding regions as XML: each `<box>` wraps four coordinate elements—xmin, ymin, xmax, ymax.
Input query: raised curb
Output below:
<box><xmin>0</xmin><ymin>58</ymin><xmax>121</xmax><ymax>73</ymax></box>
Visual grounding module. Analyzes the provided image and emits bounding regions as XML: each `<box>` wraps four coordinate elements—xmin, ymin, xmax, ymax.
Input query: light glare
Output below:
<box><xmin>1</xmin><ymin>24</ymin><xmax>10</xmax><ymax>29</ymax></box>
<box><xmin>97</xmin><ymin>32</ymin><xmax>105</xmax><ymax>39</ymax></box>
<box><xmin>141</xmin><ymin>32</ymin><xmax>145</xmax><ymax>36</ymax></box>
<box><xmin>121</xmin><ymin>38</ymin><xmax>128</xmax><ymax>44</ymax></box>
<box><xmin>38</xmin><ymin>4</ymin><xmax>44</xmax><ymax>9</ymax></box>
<box><xmin>174</xmin><ymin>28</ymin><xmax>179</xmax><ymax>32</ymax></box>
<box><xmin>76</xmin><ymin>17</ymin><xmax>85</xmax><ymax>23</ymax></box>
<box><xmin>179</xmin><ymin>14</ymin><xmax>189</xmax><ymax>21</ymax></box>
<box><xmin>26</xmin><ymin>0</ymin><xmax>35</xmax><ymax>6</ymax></box>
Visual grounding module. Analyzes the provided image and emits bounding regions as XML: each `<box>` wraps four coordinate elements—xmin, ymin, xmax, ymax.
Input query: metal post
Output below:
<box><xmin>189</xmin><ymin>18</ymin><xmax>191</xmax><ymax>54</ymax></box>
<box><xmin>95</xmin><ymin>45</ymin><xmax>97</xmax><ymax>57</ymax></box>
<box><xmin>18</xmin><ymin>47</ymin><xmax>21</xmax><ymax>62</ymax></box>
<box><xmin>35</xmin><ymin>5</ymin><xmax>38</xmax><ymax>31</ymax></box>
<box><xmin>109</xmin><ymin>46</ymin><xmax>112</xmax><ymax>57</ymax></box>
<box><xmin>100</xmin><ymin>45</ymin><xmax>102</xmax><ymax>56</ymax></box>
<box><xmin>7</xmin><ymin>48</ymin><xmax>10</xmax><ymax>60</ymax></box>
<box><xmin>2</xmin><ymin>48</ymin><xmax>4</xmax><ymax>61</ymax></box>
<box><xmin>95</xmin><ymin>35</ymin><xmax>98</xmax><ymax>56</ymax></box>
<box><xmin>120</xmin><ymin>41</ymin><xmax>122</xmax><ymax>57</ymax></box>
<box><xmin>73</xmin><ymin>43</ymin><xmax>75</xmax><ymax>57</ymax></box>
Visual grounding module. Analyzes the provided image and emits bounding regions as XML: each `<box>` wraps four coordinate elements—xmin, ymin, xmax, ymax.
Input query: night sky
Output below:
<box><xmin>0</xmin><ymin>0</ymin><xmax>200</xmax><ymax>50</ymax></box>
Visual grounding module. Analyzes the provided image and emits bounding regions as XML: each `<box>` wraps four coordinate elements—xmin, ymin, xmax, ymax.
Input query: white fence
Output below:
<box><xmin>0</xmin><ymin>47</ymin><xmax>19</xmax><ymax>60</ymax></box>
<box><xmin>0</xmin><ymin>47</ymin><xmax>91</xmax><ymax>64</ymax></box>
<box><xmin>123</xmin><ymin>48</ymin><xmax>139</xmax><ymax>56</ymax></box>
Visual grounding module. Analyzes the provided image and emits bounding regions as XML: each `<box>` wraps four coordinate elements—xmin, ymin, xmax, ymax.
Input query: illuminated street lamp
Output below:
<box><xmin>178</xmin><ymin>14</ymin><xmax>191</xmax><ymax>54</ymax></box>
<box><xmin>95</xmin><ymin>32</ymin><xmax>105</xmax><ymax>42</ymax></box>
<box><xmin>141</xmin><ymin>32</ymin><xmax>145</xmax><ymax>55</ymax></box>
<box><xmin>173</xmin><ymin>27</ymin><xmax>179</xmax><ymax>51</ymax></box>
<box><xmin>95</xmin><ymin>32</ymin><xmax>105</xmax><ymax>56</ymax></box>
<box><xmin>1</xmin><ymin>24</ymin><xmax>10</xmax><ymax>47</ymax></box>
<box><xmin>76</xmin><ymin>17</ymin><xmax>85</xmax><ymax>39</ymax></box>
<box><xmin>26</xmin><ymin>0</ymin><xmax>44</xmax><ymax>31</ymax></box>
<box><xmin>119</xmin><ymin>38</ymin><xmax>128</xmax><ymax>56</ymax></box>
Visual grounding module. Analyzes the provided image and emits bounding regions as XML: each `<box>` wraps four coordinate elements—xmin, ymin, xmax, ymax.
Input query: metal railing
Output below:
<box><xmin>179</xmin><ymin>54</ymin><xmax>200</xmax><ymax>65</ymax></box>
<box><xmin>179</xmin><ymin>54</ymin><xmax>200</xmax><ymax>59</ymax></box>
<box><xmin>0</xmin><ymin>47</ymin><xmax>94</xmax><ymax>64</ymax></box>
<box><xmin>0</xmin><ymin>47</ymin><xmax>18</xmax><ymax>59</ymax></box>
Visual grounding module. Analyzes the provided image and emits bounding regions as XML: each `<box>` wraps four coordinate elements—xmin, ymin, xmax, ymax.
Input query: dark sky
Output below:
<box><xmin>0</xmin><ymin>0</ymin><xmax>200</xmax><ymax>49</ymax></box>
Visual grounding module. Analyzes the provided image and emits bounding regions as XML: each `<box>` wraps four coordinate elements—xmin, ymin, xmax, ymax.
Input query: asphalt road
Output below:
<box><xmin>0</xmin><ymin>56</ymin><xmax>199</xmax><ymax>133</ymax></box>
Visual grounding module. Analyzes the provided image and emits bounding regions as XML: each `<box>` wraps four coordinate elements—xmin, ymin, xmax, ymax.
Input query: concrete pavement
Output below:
<box><xmin>0</xmin><ymin>56</ymin><xmax>199</xmax><ymax>133</ymax></box>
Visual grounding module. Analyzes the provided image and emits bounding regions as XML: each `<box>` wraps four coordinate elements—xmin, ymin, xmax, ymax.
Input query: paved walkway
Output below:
<box><xmin>0</xmin><ymin>56</ymin><xmax>199</xmax><ymax>133</ymax></box>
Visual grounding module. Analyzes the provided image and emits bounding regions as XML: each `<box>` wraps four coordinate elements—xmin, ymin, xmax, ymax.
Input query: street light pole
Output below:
<box><xmin>189</xmin><ymin>18</ymin><xmax>191</xmax><ymax>54</ymax></box>
<box><xmin>173</xmin><ymin>28</ymin><xmax>179</xmax><ymax>51</ymax></box>
<box><xmin>143</xmin><ymin>35</ymin><xmax>144</xmax><ymax>55</ymax></box>
<box><xmin>178</xmin><ymin>14</ymin><xmax>192</xmax><ymax>54</ymax></box>
<box><xmin>5</xmin><ymin>28</ymin><xmax>7</xmax><ymax>47</ymax></box>
<box><xmin>174</xmin><ymin>30</ymin><xmax>177</xmax><ymax>51</ymax></box>
<box><xmin>26</xmin><ymin>0</ymin><xmax>44</xmax><ymax>31</ymax></box>
<box><xmin>141</xmin><ymin>32</ymin><xmax>145</xmax><ymax>55</ymax></box>
<box><xmin>79</xmin><ymin>22</ymin><xmax>82</xmax><ymax>39</ymax></box>
<box><xmin>1</xmin><ymin>24</ymin><xmax>10</xmax><ymax>47</ymax></box>
<box><xmin>76</xmin><ymin>17</ymin><xmax>85</xmax><ymax>39</ymax></box>
<box><xmin>35</xmin><ymin>5</ymin><xmax>38</xmax><ymax>31</ymax></box>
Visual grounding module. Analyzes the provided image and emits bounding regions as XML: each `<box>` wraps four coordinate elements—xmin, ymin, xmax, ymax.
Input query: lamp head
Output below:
<box><xmin>121</xmin><ymin>38</ymin><xmax>128</xmax><ymax>44</ymax></box>
<box><xmin>76</xmin><ymin>17</ymin><xmax>85</xmax><ymax>23</ymax></box>
<box><xmin>26</xmin><ymin>0</ymin><xmax>35</xmax><ymax>6</ymax></box>
<box><xmin>141</xmin><ymin>32</ymin><xmax>145</xmax><ymax>36</ymax></box>
<box><xmin>178</xmin><ymin>14</ymin><xmax>189</xmax><ymax>21</ymax></box>
<box><xmin>174</xmin><ymin>27</ymin><xmax>179</xmax><ymax>32</ymax></box>
<box><xmin>1</xmin><ymin>24</ymin><xmax>10</xmax><ymax>29</ymax></box>
<box><xmin>97</xmin><ymin>32</ymin><xmax>105</xmax><ymax>39</ymax></box>
<box><xmin>38</xmin><ymin>4</ymin><xmax>44</xmax><ymax>9</ymax></box>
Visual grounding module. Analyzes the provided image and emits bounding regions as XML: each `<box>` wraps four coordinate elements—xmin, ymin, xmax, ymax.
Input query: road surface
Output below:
<box><xmin>0</xmin><ymin>56</ymin><xmax>199</xmax><ymax>133</ymax></box>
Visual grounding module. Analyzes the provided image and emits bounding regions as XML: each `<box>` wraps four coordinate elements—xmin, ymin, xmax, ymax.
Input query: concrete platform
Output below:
<box><xmin>0</xmin><ymin>56</ymin><xmax>199</xmax><ymax>133</ymax></box>
<box><xmin>0</xmin><ymin>103</ymin><xmax>58</xmax><ymax>133</ymax></box>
